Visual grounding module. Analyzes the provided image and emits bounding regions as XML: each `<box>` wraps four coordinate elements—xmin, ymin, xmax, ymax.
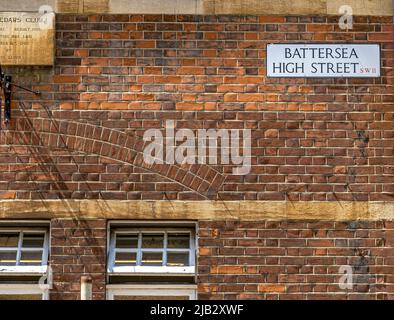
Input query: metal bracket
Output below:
<box><xmin>0</xmin><ymin>64</ymin><xmax>40</xmax><ymax>130</ymax></box>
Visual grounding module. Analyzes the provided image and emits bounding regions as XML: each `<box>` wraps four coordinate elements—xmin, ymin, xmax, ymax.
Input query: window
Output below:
<box><xmin>0</xmin><ymin>228</ymin><xmax>49</xmax><ymax>274</ymax></box>
<box><xmin>0</xmin><ymin>224</ymin><xmax>50</xmax><ymax>300</ymax></box>
<box><xmin>108</xmin><ymin>227</ymin><xmax>196</xmax><ymax>275</ymax></box>
<box><xmin>107</xmin><ymin>222</ymin><xmax>197</xmax><ymax>300</ymax></box>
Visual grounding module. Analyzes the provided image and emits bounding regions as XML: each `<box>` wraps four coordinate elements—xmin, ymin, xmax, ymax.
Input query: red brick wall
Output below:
<box><xmin>0</xmin><ymin>14</ymin><xmax>392</xmax><ymax>201</ymax></box>
<box><xmin>50</xmin><ymin>219</ymin><xmax>106</xmax><ymax>300</ymax></box>
<box><xmin>198</xmin><ymin>220</ymin><xmax>394</xmax><ymax>300</ymax></box>
<box><xmin>47</xmin><ymin>218</ymin><xmax>394</xmax><ymax>300</ymax></box>
<box><xmin>0</xmin><ymin>14</ymin><xmax>392</xmax><ymax>300</ymax></box>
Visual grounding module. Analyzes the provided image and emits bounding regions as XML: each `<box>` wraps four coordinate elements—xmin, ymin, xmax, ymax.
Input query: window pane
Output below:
<box><xmin>142</xmin><ymin>234</ymin><xmax>163</xmax><ymax>249</ymax></box>
<box><xmin>20</xmin><ymin>251</ymin><xmax>43</xmax><ymax>265</ymax></box>
<box><xmin>141</xmin><ymin>252</ymin><xmax>163</xmax><ymax>266</ymax></box>
<box><xmin>167</xmin><ymin>252</ymin><xmax>189</xmax><ymax>267</ymax></box>
<box><xmin>114</xmin><ymin>252</ymin><xmax>137</xmax><ymax>266</ymax></box>
<box><xmin>116</xmin><ymin>234</ymin><xmax>138</xmax><ymax>249</ymax></box>
<box><xmin>167</xmin><ymin>233</ymin><xmax>190</xmax><ymax>249</ymax></box>
<box><xmin>22</xmin><ymin>234</ymin><xmax>45</xmax><ymax>248</ymax></box>
<box><xmin>0</xmin><ymin>233</ymin><xmax>19</xmax><ymax>247</ymax></box>
<box><xmin>0</xmin><ymin>251</ymin><xmax>17</xmax><ymax>265</ymax></box>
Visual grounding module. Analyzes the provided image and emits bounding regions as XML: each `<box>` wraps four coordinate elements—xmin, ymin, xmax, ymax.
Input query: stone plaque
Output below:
<box><xmin>0</xmin><ymin>12</ymin><xmax>55</xmax><ymax>66</ymax></box>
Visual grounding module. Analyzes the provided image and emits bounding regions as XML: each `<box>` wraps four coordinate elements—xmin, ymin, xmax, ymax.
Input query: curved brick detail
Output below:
<box><xmin>3</xmin><ymin>117</ymin><xmax>226</xmax><ymax>200</ymax></box>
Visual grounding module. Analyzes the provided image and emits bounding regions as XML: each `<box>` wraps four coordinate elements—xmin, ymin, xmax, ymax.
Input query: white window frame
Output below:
<box><xmin>0</xmin><ymin>228</ymin><xmax>49</xmax><ymax>275</ymax></box>
<box><xmin>108</xmin><ymin>227</ymin><xmax>196</xmax><ymax>275</ymax></box>
<box><xmin>0</xmin><ymin>284</ymin><xmax>50</xmax><ymax>300</ymax></box>
<box><xmin>106</xmin><ymin>284</ymin><xmax>197</xmax><ymax>300</ymax></box>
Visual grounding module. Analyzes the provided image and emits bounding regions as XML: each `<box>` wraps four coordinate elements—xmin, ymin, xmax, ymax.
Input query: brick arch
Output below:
<box><xmin>3</xmin><ymin>117</ymin><xmax>226</xmax><ymax>200</ymax></box>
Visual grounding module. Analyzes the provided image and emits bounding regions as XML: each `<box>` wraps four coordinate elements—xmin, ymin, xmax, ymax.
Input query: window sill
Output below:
<box><xmin>106</xmin><ymin>284</ymin><xmax>197</xmax><ymax>300</ymax></box>
<box><xmin>108</xmin><ymin>266</ymin><xmax>195</xmax><ymax>275</ymax></box>
<box><xmin>0</xmin><ymin>284</ymin><xmax>49</xmax><ymax>300</ymax></box>
<box><xmin>0</xmin><ymin>266</ymin><xmax>47</xmax><ymax>275</ymax></box>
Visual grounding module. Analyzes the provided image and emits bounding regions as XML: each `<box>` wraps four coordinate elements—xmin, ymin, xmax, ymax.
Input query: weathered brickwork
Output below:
<box><xmin>38</xmin><ymin>218</ymin><xmax>394</xmax><ymax>300</ymax></box>
<box><xmin>50</xmin><ymin>219</ymin><xmax>106</xmax><ymax>300</ymax></box>
<box><xmin>0</xmin><ymin>14</ymin><xmax>392</xmax><ymax>300</ymax></box>
<box><xmin>198</xmin><ymin>220</ymin><xmax>394</xmax><ymax>300</ymax></box>
<box><xmin>0</xmin><ymin>14</ymin><xmax>392</xmax><ymax>201</ymax></box>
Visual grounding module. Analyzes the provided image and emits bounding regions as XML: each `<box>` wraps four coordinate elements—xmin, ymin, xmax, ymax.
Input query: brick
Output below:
<box><xmin>307</xmin><ymin>24</ymin><xmax>334</xmax><ymax>32</ymax></box>
<box><xmin>100</xmin><ymin>102</ymin><xmax>129</xmax><ymax>110</ymax></box>
<box><xmin>177</xmin><ymin>67</ymin><xmax>205</xmax><ymax>75</ymax></box>
<box><xmin>238</xmin><ymin>93</ymin><xmax>265</xmax><ymax>102</ymax></box>
<box><xmin>80</xmin><ymin>93</ymin><xmax>108</xmax><ymax>100</ymax></box>
<box><xmin>211</xmin><ymin>266</ymin><xmax>244</xmax><ymax>274</ymax></box>
<box><xmin>258</xmin><ymin>284</ymin><xmax>286</xmax><ymax>293</ymax></box>
<box><xmin>259</xmin><ymin>16</ymin><xmax>286</xmax><ymax>23</ymax></box>
<box><xmin>53</xmin><ymin>75</ymin><xmax>81</xmax><ymax>83</ymax></box>
<box><xmin>368</xmin><ymin>33</ymin><xmax>392</xmax><ymax>42</ymax></box>
<box><xmin>176</xmin><ymin>102</ymin><xmax>204</xmax><ymax>110</ymax></box>
<box><xmin>0</xmin><ymin>191</ymin><xmax>16</xmax><ymax>199</ymax></box>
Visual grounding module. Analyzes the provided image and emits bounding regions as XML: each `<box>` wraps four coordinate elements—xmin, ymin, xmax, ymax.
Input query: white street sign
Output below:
<box><xmin>267</xmin><ymin>44</ymin><xmax>380</xmax><ymax>78</ymax></box>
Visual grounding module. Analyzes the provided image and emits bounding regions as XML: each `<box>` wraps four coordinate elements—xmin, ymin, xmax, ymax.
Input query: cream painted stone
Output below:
<box><xmin>203</xmin><ymin>0</ymin><xmax>326</xmax><ymax>15</ymax></box>
<box><xmin>0</xmin><ymin>0</ymin><xmax>57</xmax><ymax>12</ymax></box>
<box><xmin>56</xmin><ymin>0</ymin><xmax>80</xmax><ymax>13</ymax></box>
<box><xmin>109</xmin><ymin>0</ymin><xmax>203</xmax><ymax>14</ymax></box>
<box><xmin>84</xmin><ymin>0</ymin><xmax>109</xmax><ymax>13</ymax></box>
<box><xmin>0</xmin><ymin>0</ymin><xmax>392</xmax><ymax>15</ymax></box>
<box><xmin>368</xmin><ymin>202</ymin><xmax>394</xmax><ymax>220</ymax></box>
<box><xmin>284</xmin><ymin>201</ymin><xmax>369</xmax><ymax>220</ymax></box>
<box><xmin>327</xmin><ymin>0</ymin><xmax>394</xmax><ymax>16</ymax></box>
<box><xmin>0</xmin><ymin>200</ymin><xmax>393</xmax><ymax>220</ymax></box>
